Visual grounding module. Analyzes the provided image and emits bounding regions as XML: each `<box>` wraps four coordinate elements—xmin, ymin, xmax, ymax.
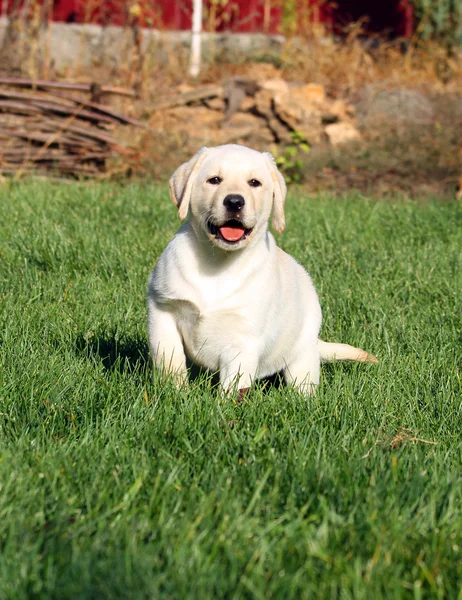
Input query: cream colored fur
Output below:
<box><xmin>148</xmin><ymin>144</ymin><xmax>376</xmax><ymax>395</ymax></box>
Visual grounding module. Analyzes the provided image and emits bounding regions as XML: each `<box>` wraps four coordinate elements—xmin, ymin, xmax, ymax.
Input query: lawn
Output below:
<box><xmin>0</xmin><ymin>182</ymin><xmax>461</xmax><ymax>599</ymax></box>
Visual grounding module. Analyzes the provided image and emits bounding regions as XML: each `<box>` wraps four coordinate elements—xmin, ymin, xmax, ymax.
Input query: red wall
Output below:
<box><xmin>1</xmin><ymin>1</ymin><xmax>413</xmax><ymax>37</ymax></box>
<box><xmin>1</xmin><ymin>0</ymin><xmax>281</xmax><ymax>32</ymax></box>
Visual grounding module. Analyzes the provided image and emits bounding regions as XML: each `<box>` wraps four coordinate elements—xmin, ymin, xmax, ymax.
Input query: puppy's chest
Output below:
<box><xmin>171</xmin><ymin>279</ymin><xmax>254</xmax><ymax>365</ymax></box>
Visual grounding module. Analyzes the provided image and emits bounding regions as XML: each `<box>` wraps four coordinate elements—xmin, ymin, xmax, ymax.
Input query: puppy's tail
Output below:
<box><xmin>317</xmin><ymin>340</ymin><xmax>378</xmax><ymax>363</ymax></box>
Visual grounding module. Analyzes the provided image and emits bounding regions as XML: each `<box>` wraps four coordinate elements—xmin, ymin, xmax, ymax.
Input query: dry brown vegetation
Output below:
<box><xmin>127</xmin><ymin>34</ymin><xmax>462</xmax><ymax>197</ymax></box>
<box><xmin>1</xmin><ymin>13</ymin><xmax>461</xmax><ymax>195</ymax></box>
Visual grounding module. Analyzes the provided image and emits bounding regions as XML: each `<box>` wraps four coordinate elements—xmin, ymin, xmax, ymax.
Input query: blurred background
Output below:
<box><xmin>0</xmin><ymin>0</ymin><xmax>461</xmax><ymax>195</ymax></box>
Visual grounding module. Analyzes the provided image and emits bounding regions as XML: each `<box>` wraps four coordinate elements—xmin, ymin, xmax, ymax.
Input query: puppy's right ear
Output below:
<box><xmin>169</xmin><ymin>147</ymin><xmax>209</xmax><ymax>220</ymax></box>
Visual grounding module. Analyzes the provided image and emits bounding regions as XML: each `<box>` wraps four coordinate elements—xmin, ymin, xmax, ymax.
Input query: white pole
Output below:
<box><xmin>189</xmin><ymin>0</ymin><xmax>202</xmax><ymax>78</ymax></box>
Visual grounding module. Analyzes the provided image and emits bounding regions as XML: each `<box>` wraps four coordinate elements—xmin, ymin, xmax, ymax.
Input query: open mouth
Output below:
<box><xmin>207</xmin><ymin>219</ymin><xmax>253</xmax><ymax>244</ymax></box>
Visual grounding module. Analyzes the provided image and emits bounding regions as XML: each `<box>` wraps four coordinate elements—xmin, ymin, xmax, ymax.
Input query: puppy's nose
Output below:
<box><xmin>223</xmin><ymin>194</ymin><xmax>245</xmax><ymax>212</ymax></box>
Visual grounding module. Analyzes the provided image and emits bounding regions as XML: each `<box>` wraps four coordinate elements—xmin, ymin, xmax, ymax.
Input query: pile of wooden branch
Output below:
<box><xmin>0</xmin><ymin>78</ymin><xmax>146</xmax><ymax>178</ymax></box>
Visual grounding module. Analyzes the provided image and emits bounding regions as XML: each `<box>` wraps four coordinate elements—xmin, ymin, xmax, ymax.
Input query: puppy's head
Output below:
<box><xmin>169</xmin><ymin>144</ymin><xmax>287</xmax><ymax>251</ymax></box>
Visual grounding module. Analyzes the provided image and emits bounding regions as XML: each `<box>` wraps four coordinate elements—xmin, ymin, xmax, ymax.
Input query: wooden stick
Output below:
<box><xmin>0</xmin><ymin>127</ymin><xmax>90</xmax><ymax>147</ymax></box>
<box><xmin>0</xmin><ymin>88</ymin><xmax>147</xmax><ymax>128</ymax></box>
<box><xmin>0</xmin><ymin>149</ymin><xmax>113</xmax><ymax>162</ymax></box>
<box><xmin>151</xmin><ymin>85</ymin><xmax>224</xmax><ymax>111</ymax></box>
<box><xmin>0</xmin><ymin>77</ymin><xmax>136</xmax><ymax>98</ymax></box>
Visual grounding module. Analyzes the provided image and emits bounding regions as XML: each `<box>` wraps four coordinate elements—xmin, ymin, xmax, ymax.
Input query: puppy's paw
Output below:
<box><xmin>357</xmin><ymin>350</ymin><xmax>378</xmax><ymax>363</ymax></box>
<box><xmin>237</xmin><ymin>387</ymin><xmax>251</xmax><ymax>403</ymax></box>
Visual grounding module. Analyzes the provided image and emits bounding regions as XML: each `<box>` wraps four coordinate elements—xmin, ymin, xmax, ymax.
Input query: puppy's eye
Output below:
<box><xmin>248</xmin><ymin>179</ymin><xmax>262</xmax><ymax>188</ymax></box>
<box><xmin>207</xmin><ymin>176</ymin><xmax>222</xmax><ymax>185</ymax></box>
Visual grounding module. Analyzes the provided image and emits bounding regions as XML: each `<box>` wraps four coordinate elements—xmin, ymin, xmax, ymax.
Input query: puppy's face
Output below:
<box><xmin>191</xmin><ymin>146</ymin><xmax>274</xmax><ymax>250</ymax></box>
<box><xmin>170</xmin><ymin>145</ymin><xmax>287</xmax><ymax>252</ymax></box>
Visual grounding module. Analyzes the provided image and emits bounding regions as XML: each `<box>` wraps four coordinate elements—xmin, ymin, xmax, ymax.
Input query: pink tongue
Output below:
<box><xmin>219</xmin><ymin>226</ymin><xmax>245</xmax><ymax>242</ymax></box>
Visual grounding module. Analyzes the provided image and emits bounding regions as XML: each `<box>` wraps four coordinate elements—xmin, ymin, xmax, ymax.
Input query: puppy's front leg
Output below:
<box><xmin>219</xmin><ymin>351</ymin><xmax>258</xmax><ymax>396</ymax></box>
<box><xmin>148</xmin><ymin>300</ymin><xmax>187</xmax><ymax>384</ymax></box>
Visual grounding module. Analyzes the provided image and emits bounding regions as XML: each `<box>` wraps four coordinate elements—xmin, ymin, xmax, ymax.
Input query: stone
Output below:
<box><xmin>290</xmin><ymin>83</ymin><xmax>325</xmax><ymax>106</ymax></box>
<box><xmin>356</xmin><ymin>87</ymin><xmax>435</xmax><ymax>126</ymax></box>
<box><xmin>261</xmin><ymin>78</ymin><xmax>290</xmax><ymax>96</ymax></box>
<box><xmin>254</xmin><ymin>89</ymin><xmax>274</xmax><ymax>120</ymax></box>
<box><xmin>177</xmin><ymin>84</ymin><xmax>195</xmax><ymax>94</ymax></box>
<box><xmin>273</xmin><ymin>90</ymin><xmax>323</xmax><ymax>145</ymax></box>
<box><xmin>204</xmin><ymin>97</ymin><xmax>226</xmax><ymax>111</ymax></box>
<box><xmin>322</xmin><ymin>98</ymin><xmax>354</xmax><ymax>123</ymax></box>
<box><xmin>224</xmin><ymin>86</ymin><xmax>246</xmax><ymax>121</ymax></box>
<box><xmin>267</xmin><ymin>117</ymin><xmax>293</xmax><ymax>144</ymax></box>
<box><xmin>240</xmin><ymin>96</ymin><xmax>257</xmax><ymax>112</ymax></box>
<box><xmin>165</xmin><ymin>106</ymin><xmax>220</xmax><ymax>130</ymax></box>
<box><xmin>325</xmin><ymin>122</ymin><xmax>361</xmax><ymax>146</ymax></box>
<box><xmin>0</xmin><ymin>18</ymin><xmax>284</xmax><ymax>70</ymax></box>
<box><xmin>220</xmin><ymin>113</ymin><xmax>275</xmax><ymax>146</ymax></box>
<box><xmin>253</xmin><ymin>89</ymin><xmax>292</xmax><ymax>143</ymax></box>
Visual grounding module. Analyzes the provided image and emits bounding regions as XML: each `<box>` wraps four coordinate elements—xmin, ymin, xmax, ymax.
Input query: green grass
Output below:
<box><xmin>0</xmin><ymin>182</ymin><xmax>461</xmax><ymax>599</ymax></box>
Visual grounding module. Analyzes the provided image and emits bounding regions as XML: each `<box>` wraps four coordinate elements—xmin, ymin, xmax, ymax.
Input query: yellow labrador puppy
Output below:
<box><xmin>148</xmin><ymin>144</ymin><xmax>376</xmax><ymax>395</ymax></box>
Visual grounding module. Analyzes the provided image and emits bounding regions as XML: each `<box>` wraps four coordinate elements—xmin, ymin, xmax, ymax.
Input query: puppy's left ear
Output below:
<box><xmin>169</xmin><ymin>147</ymin><xmax>209</xmax><ymax>220</ymax></box>
<box><xmin>264</xmin><ymin>152</ymin><xmax>287</xmax><ymax>233</ymax></box>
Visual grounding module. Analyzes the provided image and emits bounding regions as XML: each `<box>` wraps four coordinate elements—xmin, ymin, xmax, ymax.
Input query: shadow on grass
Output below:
<box><xmin>76</xmin><ymin>334</ymin><xmax>150</xmax><ymax>373</ymax></box>
<box><xmin>187</xmin><ymin>361</ymin><xmax>285</xmax><ymax>391</ymax></box>
<box><xmin>76</xmin><ymin>333</ymin><xmax>287</xmax><ymax>393</ymax></box>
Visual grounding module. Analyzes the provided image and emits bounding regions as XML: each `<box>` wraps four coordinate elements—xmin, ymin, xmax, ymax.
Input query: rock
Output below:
<box><xmin>325</xmin><ymin>122</ymin><xmax>361</xmax><ymax>146</ymax></box>
<box><xmin>273</xmin><ymin>92</ymin><xmax>303</xmax><ymax>123</ymax></box>
<box><xmin>224</xmin><ymin>77</ymin><xmax>260</xmax><ymax>98</ymax></box>
<box><xmin>254</xmin><ymin>89</ymin><xmax>274</xmax><ymax>119</ymax></box>
<box><xmin>165</xmin><ymin>106</ymin><xmax>220</xmax><ymax>130</ymax></box>
<box><xmin>154</xmin><ymin>79</ymin><xmax>362</xmax><ymax>155</ymax></box>
<box><xmin>224</xmin><ymin>86</ymin><xmax>246</xmax><ymax>121</ymax></box>
<box><xmin>267</xmin><ymin>117</ymin><xmax>293</xmax><ymax>143</ymax></box>
<box><xmin>273</xmin><ymin>89</ymin><xmax>323</xmax><ymax>145</ymax></box>
<box><xmin>356</xmin><ymin>87</ymin><xmax>435</xmax><ymax>126</ymax></box>
<box><xmin>221</xmin><ymin>113</ymin><xmax>275</xmax><ymax>146</ymax></box>
<box><xmin>322</xmin><ymin>98</ymin><xmax>354</xmax><ymax>123</ymax></box>
<box><xmin>261</xmin><ymin>78</ymin><xmax>290</xmax><ymax>96</ymax></box>
<box><xmin>204</xmin><ymin>97</ymin><xmax>226</xmax><ymax>111</ymax></box>
<box><xmin>254</xmin><ymin>89</ymin><xmax>292</xmax><ymax>143</ymax></box>
<box><xmin>240</xmin><ymin>96</ymin><xmax>257</xmax><ymax>112</ymax></box>
<box><xmin>177</xmin><ymin>83</ymin><xmax>195</xmax><ymax>94</ymax></box>
<box><xmin>223</xmin><ymin>77</ymin><xmax>260</xmax><ymax>121</ymax></box>
<box><xmin>290</xmin><ymin>83</ymin><xmax>325</xmax><ymax>106</ymax></box>
<box><xmin>222</xmin><ymin>112</ymin><xmax>265</xmax><ymax>131</ymax></box>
